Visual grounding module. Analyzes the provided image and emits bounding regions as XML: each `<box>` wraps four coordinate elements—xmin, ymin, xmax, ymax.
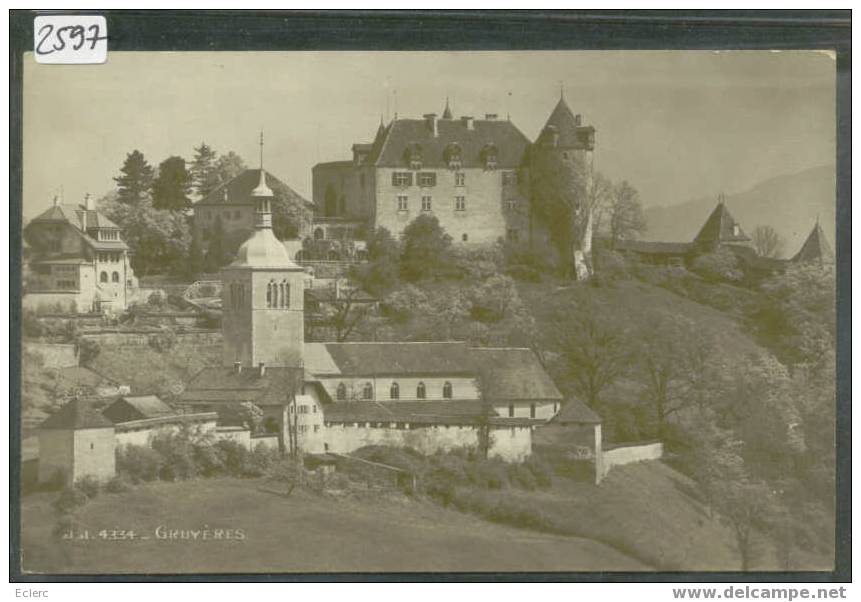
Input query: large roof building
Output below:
<box><xmin>24</xmin><ymin>194</ymin><xmax>137</xmax><ymax>313</ymax></box>
<box><xmin>311</xmin><ymin>94</ymin><xmax>594</xmax><ymax>250</ymax></box>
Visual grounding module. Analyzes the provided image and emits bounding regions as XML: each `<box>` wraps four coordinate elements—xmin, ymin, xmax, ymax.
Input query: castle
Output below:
<box><xmin>37</xmin><ymin>157</ymin><xmax>604</xmax><ymax>486</ymax></box>
<box><xmin>311</xmin><ymin>94</ymin><xmax>595</xmax><ymax>251</ymax></box>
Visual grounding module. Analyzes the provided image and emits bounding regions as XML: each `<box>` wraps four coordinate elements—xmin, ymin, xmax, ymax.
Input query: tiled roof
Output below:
<box><xmin>32</xmin><ymin>256</ymin><xmax>90</xmax><ymax>265</ymax></box>
<box><xmin>103</xmin><ymin>395</ymin><xmax>175</xmax><ymax>424</ymax></box>
<box><xmin>40</xmin><ymin>398</ymin><xmax>115</xmax><ymax>430</ymax></box>
<box><xmin>536</xmin><ymin>97</ymin><xmax>595</xmax><ymax>150</ymax></box>
<box><xmin>180</xmin><ymin>366</ymin><xmax>304</xmax><ymax>406</ymax></box>
<box><xmin>553</xmin><ymin>399</ymin><xmax>602</xmax><ymax>425</ymax></box>
<box><xmin>30</xmin><ymin>203</ymin><xmax>120</xmax><ymax>231</ymax></box>
<box><xmin>791</xmin><ymin>222</ymin><xmax>834</xmax><ymax>264</ymax></box>
<box><xmin>305</xmin><ymin>341</ymin><xmax>475</xmax><ymax>376</ymax></box>
<box><xmin>194</xmin><ymin>169</ymin><xmax>313</xmax><ymax>209</ymax></box>
<box><xmin>694</xmin><ymin>202</ymin><xmax>750</xmax><ymax>245</ymax></box>
<box><xmin>614</xmin><ymin>240</ymin><xmax>693</xmax><ymax>255</ymax></box>
<box><xmin>55</xmin><ymin>366</ymin><xmax>117</xmax><ymax>390</ymax></box>
<box><xmin>470</xmin><ymin>347</ymin><xmax>563</xmax><ymax>401</ymax></box>
<box><xmin>373</xmin><ymin>117</ymin><xmax>531</xmax><ymax>169</ymax></box>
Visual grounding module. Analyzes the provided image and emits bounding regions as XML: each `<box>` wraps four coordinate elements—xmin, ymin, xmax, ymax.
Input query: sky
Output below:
<box><xmin>22</xmin><ymin>50</ymin><xmax>835</xmax><ymax>219</ymax></box>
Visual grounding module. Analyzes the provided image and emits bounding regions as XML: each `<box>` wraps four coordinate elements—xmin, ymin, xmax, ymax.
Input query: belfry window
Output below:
<box><xmin>111</xmin><ymin>271</ymin><xmax>119</xmax><ymax>283</ymax></box>
<box><xmin>362</xmin><ymin>382</ymin><xmax>373</xmax><ymax>400</ymax></box>
<box><xmin>416</xmin><ymin>382</ymin><xmax>426</xmax><ymax>399</ymax></box>
<box><xmin>100</xmin><ymin>271</ymin><xmax>108</xmax><ymax>283</ymax></box>
<box><xmin>443</xmin><ymin>382</ymin><xmax>453</xmax><ymax>399</ymax></box>
<box><xmin>279</xmin><ymin>280</ymin><xmax>290</xmax><ymax>308</ymax></box>
<box><xmin>390</xmin><ymin>382</ymin><xmax>400</xmax><ymax>400</ymax></box>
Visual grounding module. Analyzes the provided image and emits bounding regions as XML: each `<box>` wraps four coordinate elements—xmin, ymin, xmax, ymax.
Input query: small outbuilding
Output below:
<box><xmin>38</xmin><ymin>397</ymin><xmax>116</xmax><ymax>486</ymax></box>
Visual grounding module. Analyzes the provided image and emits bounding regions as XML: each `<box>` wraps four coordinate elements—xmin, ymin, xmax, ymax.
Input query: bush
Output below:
<box><xmin>147</xmin><ymin>290</ymin><xmax>167</xmax><ymax>307</ymax></box>
<box><xmin>148</xmin><ymin>330</ymin><xmax>177</xmax><ymax>353</ymax></box>
<box><xmin>691</xmin><ymin>248</ymin><xmax>744</xmax><ymax>283</ymax></box>
<box><xmin>104</xmin><ymin>475</ymin><xmax>132</xmax><ymax>494</ymax></box>
<box><xmin>243</xmin><ymin>443</ymin><xmax>280</xmax><ymax>477</ymax></box>
<box><xmin>464</xmin><ymin>459</ymin><xmax>510</xmax><ymax>490</ymax></box>
<box><xmin>507</xmin><ymin>463</ymin><xmax>538</xmax><ymax>491</ymax></box>
<box><xmin>75</xmin><ymin>475</ymin><xmax>101</xmax><ymax>499</ymax></box>
<box><xmin>524</xmin><ymin>456</ymin><xmax>554</xmax><ymax>489</ymax></box>
<box><xmin>215</xmin><ymin>439</ymin><xmax>252</xmax><ymax>476</ymax></box>
<box><xmin>53</xmin><ymin>486</ymin><xmax>89</xmax><ymax>514</ymax></box>
<box><xmin>75</xmin><ymin>337</ymin><xmax>101</xmax><ymax>366</ymax></box>
<box><xmin>192</xmin><ymin>442</ymin><xmax>226</xmax><ymax>477</ymax></box>
<box><xmin>116</xmin><ymin>444</ymin><xmax>164</xmax><ymax>483</ymax></box>
<box><xmin>507</xmin><ymin>264</ymin><xmax>543</xmax><ymax>282</ymax></box>
<box><xmin>450</xmin><ymin>488</ymin><xmax>554</xmax><ymax>532</ymax></box>
<box><xmin>150</xmin><ymin>430</ymin><xmax>198</xmax><ymax>481</ymax></box>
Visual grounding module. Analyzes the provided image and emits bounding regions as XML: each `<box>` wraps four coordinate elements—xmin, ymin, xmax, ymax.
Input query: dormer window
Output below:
<box><xmin>404</xmin><ymin>143</ymin><xmax>423</xmax><ymax>170</ymax></box>
<box><xmin>481</xmin><ymin>143</ymin><xmax>498</xmax><ymax>170</ymax></box>
<box><xmin>392</xmin><ymin>172</ymin><xmax>413</xmax><ymax>187</ymax></box>
<box><xmin>444</xmin><ymin>143</ymin><xmax>462</xmax><ymax>170</ymax></box>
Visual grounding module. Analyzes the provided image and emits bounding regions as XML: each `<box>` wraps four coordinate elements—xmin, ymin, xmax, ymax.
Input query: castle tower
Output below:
<box><xmin>529</xmin><ymin>92</ymin><xmax>597</xmax><ymax>277</ymax></box>
<box><xmin>221</xmin><ymin>133</ymin><xmax>305</xmax><ymax>369</ymax></box>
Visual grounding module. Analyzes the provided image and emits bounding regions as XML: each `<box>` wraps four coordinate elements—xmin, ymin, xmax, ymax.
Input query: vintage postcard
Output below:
<box><xmin>12</xmin><ymin>19</ymin><xmax>846</xmax><ymax>580</ymax></box>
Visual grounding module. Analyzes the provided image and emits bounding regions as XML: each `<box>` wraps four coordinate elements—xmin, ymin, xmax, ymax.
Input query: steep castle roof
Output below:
<box><xmin>40</xmin><ymin>398</ymin><xmax>115</xmax><ymax>430</ymax></box>
<box><xmin>470</xmin><ymin>347</ymin><xmax>563</xmax><ymax>401</ymax></box>
<box><xmin>536</xmin><ymin>96</ymin><xmax>595</xmax><ymax>150</ymax></box>
<box><xmin>102</xmin><ymin>395</ymin><xmax>175</xmax><ymax>424</ymax></box>
<box><xmin>194</xmin><ymin>168</ymin><xmax>313</xmax><ymax>209</ymax></box>
<box><xmin>28</xmin><ymin>202</ymin><xmax>127</xmax><ymax>252</ymax></box>
<box><xmin>694</xmin><ymin>202</ymin><xmax>751</xmax><ymax>245</ymax></box>
<box><xmin>791</xmin><ymin>221</ymin><xmax>834</xmax><ymax>264</ymax></box>
<box><xmin>372</xmin><ymin>116</ymin><xmax>531</xmax><ymax>169</ymax></box>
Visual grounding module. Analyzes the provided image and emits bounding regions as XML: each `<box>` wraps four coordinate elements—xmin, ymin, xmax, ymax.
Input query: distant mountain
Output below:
<box><xmin>643</xmin><ymin>165</ymin><xmax>836</xmax><ymax>258</ymax></box>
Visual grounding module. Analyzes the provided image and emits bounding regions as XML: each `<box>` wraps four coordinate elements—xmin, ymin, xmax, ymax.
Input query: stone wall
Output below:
<box><xmin>321</xmin><ymin>422</ymin><xmax>532</xmax><ymax>462</ymax></box>
<box><xmin>80</xmin><ymin>330</ymin><xmax>222</xmax><ymax>347</ymax></box>
<box><xmin>72</xmin><ymin>428</ymin><xmax>116</xmax><ymax>484</ymax></box>
<box><xmin>599</xmin><ymin>441</ymin><xmax>663</xmax><ymax>481</ymax></box>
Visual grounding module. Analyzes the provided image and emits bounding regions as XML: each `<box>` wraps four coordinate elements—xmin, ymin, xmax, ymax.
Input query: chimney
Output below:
<box><xmin>423</xmin><ymin>113</ymin><xmax>438</xmax><ymax>137</ymax></box>
<box><xmin>259</xmin><ymin>362</ymin><xmax>266</xmax><ymax>377</ymax></box>
<box><xmin>574</xmin><ymin>114</ymin><xmax>582</xmax><ymax>126</ymax></box>
<box><xmin>233</xmin><ymin>361</ymin><xmax>242</xmax><ymax>375</ymax></box>
<box><xmin>84</xmin><ymin>193</ymin><xmax>93</xmax><ymax>210</ymax></box>
<box><xmin>461</xmin><ymin>116</ymin><xmax>474</xmax><ymax>130</ymax></box>
<box><xmin>485</xmin><ymin>113</ymin><xmax>498</xmax><ymax>120</ymax></box>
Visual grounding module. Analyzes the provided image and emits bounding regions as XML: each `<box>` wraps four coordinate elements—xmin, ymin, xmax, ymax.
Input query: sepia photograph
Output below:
<box><xmin>9</xmin><ymin>11</ymin><xmax>849</xmax><ymax>582</ymax></box>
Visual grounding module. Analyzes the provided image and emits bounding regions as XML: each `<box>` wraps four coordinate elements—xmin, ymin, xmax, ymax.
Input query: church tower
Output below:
<box><xmin>221</xmin><ymin>134</ymin><xmax>305</xmax><ymax>369</ymax></box>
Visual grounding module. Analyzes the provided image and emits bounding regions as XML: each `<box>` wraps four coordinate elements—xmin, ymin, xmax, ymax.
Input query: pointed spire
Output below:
<box><xmin>792</xmin><ymin>219</ymin><xmax>834</xmax><ymax>264</ymax></box>
<box><xmin>442</xmin><ymin>97</ymin><xmax>453</xmax><ymax>119</ymax></box>
<box><xmin>251</xmin><ymin>131</ymin><xmax>273</xmax><ymax>199</ymax></box>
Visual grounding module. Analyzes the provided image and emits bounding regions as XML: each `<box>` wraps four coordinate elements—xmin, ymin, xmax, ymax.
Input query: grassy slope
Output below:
<box><xmin>87</xmin><ymin>338</ymin><xmax>221</xmax><ymax>395</ymax></box>
<box><xmin>20</xmin><ymin>478</ymin><xmax>647</xmax><ymax>574</ymax></box>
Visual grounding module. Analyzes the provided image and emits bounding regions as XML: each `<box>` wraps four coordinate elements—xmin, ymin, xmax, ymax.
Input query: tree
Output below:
<box><xmin>400</xmin><ymin>214</ymin><xmax>453</xmax><ymax>281</ymax></box>
<box><xmin>607</xmin><ymin>180</ymin><xmax>647</xmax><ymax>248</ymax></box>
<box><xmin>560</xmin><ymin>308</ymin><xmax>628</xmax><ymax>409</ymax></box>
<box><xmin>467</xmin><ymin>274</ymin><xmax>523</xmax><ymax>323</ymax></box>
<box><xmin>636</xmin><ymin>320</ymin><xmax>697</xmax><ymax>439</ymax></box>
<box><xmin>215</xmin><ymin>151</ymin><xmax>247</xmax><ymax>184</ymax></box>
<box><xmin>318</xmin><ymin>285</ymin><xmax>375</xmax><ymax>342</ymax></box>
<box><xmin>691</xmin><ymin>247</ymin><xmax>743</xmax><ymax>283</ymax></box>
<box><xmin>189</xmin><ymin>142</ymin><xmax>220</xmax><ymax>198</ymax></box>
<box><xmin>152</xmin><ymin>156</ymin><xmax>192</xmax><ymax>211</ymax></box>
<box><xmin>99</xmin><ymin>195</ymin><xmax>190</xmax><ymax>276</ymax></box>
<box><xmin>752</xmin><ymin>225</ymin><xmax>784</xmax><ymax>258</ymax></box>
<box><xmin>114</xmin><ymin>150</ymin><xmax>154</xmax><ymax>205</ymax></box>
<box><xmin>351</xmin><ymin>227</ymin><xmax>400</xmax><ymax>296</ymax></box>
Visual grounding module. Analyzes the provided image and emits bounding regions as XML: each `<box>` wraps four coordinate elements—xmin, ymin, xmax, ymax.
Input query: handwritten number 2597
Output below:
<box><xmin>36</xmin><ymin>24</ymin><xmax>106</xmax><ymax>55</ymax></box>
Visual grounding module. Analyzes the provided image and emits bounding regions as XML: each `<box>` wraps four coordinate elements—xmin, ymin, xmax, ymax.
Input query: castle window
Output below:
<box><xmin>397</xmin><ymin>195</ymin><xmax>408</xmax><ymax>211</ymax></box>
<box><xmin>508</xmin><ymin>404</ymin><xmax>515</xmax><ymax>417</ymax></box>
<box><xmin>455</xmin><ymin>196</ymin><xmax>466</xmax><ymax>211</ymax></box>
<box><xmin>530</xmin><ymin>403</ymin><xmax>536</xmax><ymax>419</ymax></box>
<box><xmin>111</xmin><ymin>271</ymin><xmax>119</xmax><ymax>283</ymax></box>
<box><xmin>314</xmin><ymin>227</ymin><xmax>325</xmax><ymax>241</ymax></box>
<box><xmin>336</xmin><ymin>383</ymin><xmax>347</xmax><ymax>401</ymax></box>
<box><xmin>455</xmin><ymin>172</ymin><xmax>465</xmax><ymax>187</ymax></box>
<box><xmin>362</xmin><ymin>382</ymin><xmax>373</xmax><ymax>400</ymax></box>
<box><xmin>390</xmin><ymin>382</ymin><xmax>400</xmax><ymax>400</ymax></box>
<box><xmin>481</xmin><ymin>143</ymin><xmax>498</xmax><ymax>170</ymax></box>
<box><xmin>100</xmin><ymin>271</ymin><xmax>108</xmax><ymax>283</ymax></box>
<box><xmin>392</xmin><ymin>172</ymin><xmax>413</xmax><ymax>187</ymax></box>
<box><xmin>421</xmin><ymin>196</ymin><xmax>432</xmax><ymax>211</ymax></box>
<box><xmin>444</xmin><ymin>143</ymin><xmax>462</xmax><ymax>169</ymax></box>
<box><xmin>502</xmin><ymin>171</ymin><xmax>518</xmax><ymax>186</ymax></box>
<box><xmin>280</xmin><ymin>280</ymin><xmax>290</xmax><ymax>308</ymax></box>
<box><xmin>443</xmin><ymin>381</ymin><xmax>453</xmax><ymax>399</ymax></box>
<box><xmin>416</xmin><ymin>382</ymin><xmax>426</xmax><ymax>399</ymax></box>
<box><xmin>418</xmin><ymin>172</ymin><xmax>436</xmax><ymax>187</ymax></box>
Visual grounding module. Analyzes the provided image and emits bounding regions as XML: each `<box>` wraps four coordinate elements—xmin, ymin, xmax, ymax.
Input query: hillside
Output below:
<box><xmin>644</xmin><ymin>165</ymin><xmax>836</xmax><ymax>257</ymax></box>
<box><xmin>20</xmin><ymin>477</ymin><xmax>647</xmax><ymax>574</ymax></box>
